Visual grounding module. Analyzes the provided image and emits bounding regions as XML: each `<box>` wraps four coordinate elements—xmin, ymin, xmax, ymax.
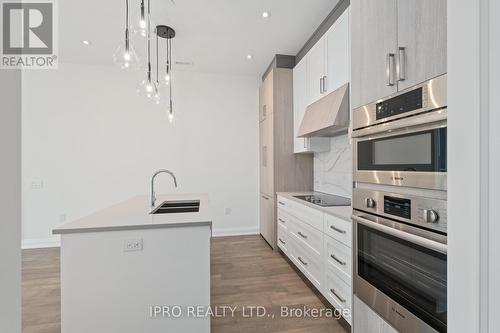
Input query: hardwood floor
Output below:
<box><xmin>22</xmin><ymin>235</ymin><xmax>349</xmax><ymax>333</ymax></box>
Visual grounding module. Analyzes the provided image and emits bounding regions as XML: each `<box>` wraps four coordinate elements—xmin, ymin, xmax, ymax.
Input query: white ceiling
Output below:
<box><xmin>59</xmin><ymin>0</ymin><xmax>339</xmax><ymax>75</ymax></box>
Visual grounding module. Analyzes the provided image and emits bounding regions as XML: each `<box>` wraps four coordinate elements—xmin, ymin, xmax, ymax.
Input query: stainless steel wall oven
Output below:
<box><xmin>353</xmin><ymin>187</ymin><xmax>447</xmax><ymax>333</ymax></box>
<box><xmin>352</xmin><ymin>75</ymin><xmax>447</xmax><ymax>190</ymax></box>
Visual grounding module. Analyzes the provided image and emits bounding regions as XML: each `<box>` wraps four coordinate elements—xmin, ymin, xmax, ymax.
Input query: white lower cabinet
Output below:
<box><xmin>277</xmin><ymin>195</ymin><xmax>352</xmax><ymax>323</ymax></box>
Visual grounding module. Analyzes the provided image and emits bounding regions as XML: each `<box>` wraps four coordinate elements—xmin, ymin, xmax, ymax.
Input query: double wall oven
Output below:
<box><xmin>352</xmin><ymin>75</ymin><xmax>448</xmax><ymax>333</ymax></box>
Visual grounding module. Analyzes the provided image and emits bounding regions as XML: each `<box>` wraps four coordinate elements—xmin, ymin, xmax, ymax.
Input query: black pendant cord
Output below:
<box><xmin>169</xmin><ymin>37</ymin><xmax>172</xmax><ymax>112</ymax></box>
<box><xmin>146</xmin><ymin>0</ymin><xmax>151</xmax><ymax>82</ymax></box>
<box><xmin>155</xmin><ymin>31</ymin><xmax>159</xmax><ymax>84</ymax></box>
<box><xmin>125</xmin><ymin>0</ymin><xmax>129</xmax><ymax>53</ymax></box>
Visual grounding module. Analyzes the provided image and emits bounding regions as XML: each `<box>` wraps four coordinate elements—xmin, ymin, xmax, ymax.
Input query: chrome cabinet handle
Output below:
<box><xmin>330</xmin><ymin>288</ymin><xmax>346</xmax><ymax>303</ymax></box>
<box><xmin>330</xmin><ymin>254</ymin><xmax>346</xmax><ymax>266</ymax></box>
<box><xmin>279</xmin><ymin>238</ymin><xmax>286</xmax><ymax>245</ymax></box>
<box><xmin>298</xmin><ymin>256</ymin><xmax>308</xmax><ymax>266</ymax></box>
<box><xmin>319</xmin><ymin>77</ymin><xmax>323</xmax><ymax>94</ymax></box>
<box><xmin>278</xmin><ymin>218</ymin><xmax>286</xmax><ymax>224</ymax></box>
<box><xmin>263</xmin><ymin>105</ymin><xmax>267</xmax><ymax>117</ymax></box>
<box><xmin>386</xmin><ymin>53</ymin><xmax>395</xmax><ymax>86</ymax></box>
<box><xmin>262</xmin><ymin>195</ymin><xmax>269</xmax><ymax>200</ymax></box>
<box><xmin>330</xmin><ymin>225</ymin><xmax>346</xmax><ymax>234</ymax></box>
<box><xmin>352</xmin><ymin>214</ymin><xmax>447</xmax><ymax>254</ymax></box>
<box><xmin>322</xmin><ymin>75</ymin><xmax>327</xmax><ymax>92</ymax></box>
<box><xmin>398</xmin><ymin>47</ymin><xmax>406</xmax><ymax>81</ymax></box>
<box><xmin>278</xmin><ymin>201</ymin><xmax>285</xmax><ymax>206</ymax></box>
<box><xmin>297</xmin><ymin>231</ymin><xmax>308</xmax><ymax>239</ymax></box>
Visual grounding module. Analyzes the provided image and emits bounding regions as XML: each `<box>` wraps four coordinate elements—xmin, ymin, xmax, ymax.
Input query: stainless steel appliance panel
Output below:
<box><xmin>353</xmin><ymin>211</ymin><xmax>447</xmax><ymax>333</ymax></box>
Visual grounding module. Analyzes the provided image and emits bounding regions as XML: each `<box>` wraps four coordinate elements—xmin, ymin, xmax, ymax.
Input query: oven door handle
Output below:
<box><xmin>352</xmin><ymin>215</ymin><xmax>447</xmax><ymax>254</ymax></box>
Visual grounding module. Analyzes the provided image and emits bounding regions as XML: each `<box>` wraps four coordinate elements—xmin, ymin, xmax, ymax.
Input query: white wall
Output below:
<box><xmin>448</xmin><ymin>0</ymin><xmax>499</xmax><ymax>332</ymax></box>
<box><xmin>22</xmin><ymin>64</ymin><xmax>260</xmax><ymax>247</ymax></box>
<box><xmin>0</xmin><ymin>69</ymin><xmax>22</xmax><ymax>332</ymax></box>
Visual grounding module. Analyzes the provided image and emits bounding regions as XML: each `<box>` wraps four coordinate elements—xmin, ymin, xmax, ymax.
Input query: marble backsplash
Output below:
<box><xmin>313</xmin><ymin>134</ymin><xmax>353</xmax><ymax>198</ymax></box>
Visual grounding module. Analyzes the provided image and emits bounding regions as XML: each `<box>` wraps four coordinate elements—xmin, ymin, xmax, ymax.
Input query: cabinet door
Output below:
<box><xmin>262</xmin><ymin>71</ymin><xmax>273</xmax><ymax>119</ymax></box>
<box><xmin>260</xmin><ymin>194</ymin><xmax>275</xmax><ymax>248</ymax></box>
<box><xmin>260</xmin><ymin>115</ymin><xmax>274</xmax><ymax>196</ymax></box>
<box><xmin>325</xmin><ymin>8</ymin><xmax>350</xmax><ymax>95</ymax></box>
<box><xmin>293</xmin><ymin>58</ymin><xmax>310</xmax><ymax>153</ymax></box>
<box><xmin>351</xmin><ymin>0</ymin><xmax>398</xmax><ymax>109</ymax></box>
<box><xmin>397</xmin><ymin>0</ymin><xmax>446</xmax><ymax>90</ymax></box>
<box><xmin>307</xmin><ymin>38</ymin><xmax>327</xmax><ymax>105</ymax></box>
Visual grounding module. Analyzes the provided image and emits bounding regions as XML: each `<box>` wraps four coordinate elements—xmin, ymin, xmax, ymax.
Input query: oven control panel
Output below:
<box><xmin>353</xmin><ymin>188</ymin><xmax>447</xmax><ymax>234</ymax></box>
<box><xmin>376</xmin><ymin>87</ymin><xmax>428</xmax><ymax>120</ymax></box>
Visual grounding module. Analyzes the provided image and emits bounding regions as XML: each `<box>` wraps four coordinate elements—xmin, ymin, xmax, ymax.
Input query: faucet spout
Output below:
<box><xmin>151</xmin><ymin>169</ymin><xmax>178</xmax><ymax>208</ymax></box>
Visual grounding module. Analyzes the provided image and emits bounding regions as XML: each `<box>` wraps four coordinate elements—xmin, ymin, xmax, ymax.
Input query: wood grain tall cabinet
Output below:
<box><xmin>259</xmin><ymin>67</ymin><xmax>314</xmax><ymax>249</ymax></box>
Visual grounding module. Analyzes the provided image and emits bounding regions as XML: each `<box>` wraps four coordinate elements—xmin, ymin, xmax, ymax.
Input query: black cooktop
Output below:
<box><xmin>294</xmin><ymin>193</ymin><xmax>351</xmax><ymax>207</ymax></box>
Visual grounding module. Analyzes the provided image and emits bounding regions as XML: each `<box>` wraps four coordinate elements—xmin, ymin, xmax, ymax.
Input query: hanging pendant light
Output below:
<box><xmin>130</xmin><ymin>0</ymin><xmax>150</xmax><ymax>38</ymax></box>
<box><xmin>137</xmin><ymin>0</ymin><xmax>158</xmax><ymax>98</ymax></box>
<box><xmin>113</xmin><ymin>0</ymin><xmax>139</xmax><ymax>69</ymax></box>
<box><xmin>156</xmin><ymin>25</ymin><xmax>175</xmax><ymax>121</ymax></box>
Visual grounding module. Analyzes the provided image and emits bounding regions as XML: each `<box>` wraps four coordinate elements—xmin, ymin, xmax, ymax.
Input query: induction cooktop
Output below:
<box><xmin>293</xmin><ymin>193</ymin><xmax>351</xmax><ymax>207</ymax></box>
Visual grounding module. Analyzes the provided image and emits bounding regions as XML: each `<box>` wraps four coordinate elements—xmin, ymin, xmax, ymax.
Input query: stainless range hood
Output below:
<box><xmin>298</xmin><ymin>83</ymin><xmax>349</xmax><ymax>137</ymax></box>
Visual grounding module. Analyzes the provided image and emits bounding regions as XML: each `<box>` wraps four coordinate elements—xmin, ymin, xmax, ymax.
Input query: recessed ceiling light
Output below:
<box><xmin>247</xmin><ymin>54</ymin><xmax>253</xmax><ymax>60</ymax></box>
<box><xmin>82</xmin><ymin>40</ymin><xmax>91</xmax><ymax>45</ymax></box>
<box><xmin>262</xmin><ymin>11</ymin><xmax>271</xmax><ymax>18</ymax></box>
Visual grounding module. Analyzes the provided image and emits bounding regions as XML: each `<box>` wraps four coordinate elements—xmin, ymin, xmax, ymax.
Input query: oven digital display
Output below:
<box><xmin>376</xmin><ymin>88</ymin><xmax>423</xmax><ymax>120</ymax></box>
<box><xmin>384</xmin><ymin>196</ymin><xmax>411</xmax><ymax>219</ymax></box>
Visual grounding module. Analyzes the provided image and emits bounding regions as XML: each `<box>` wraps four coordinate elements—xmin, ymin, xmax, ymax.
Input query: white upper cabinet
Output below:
<box><xmin>307</xmin><ymin>39</ymin><xmax>327</xmax><ymax>105</ymax></box>
<box><xmin>293</xmin><ymin>57</ymin><xmax>330</xmax><ymax>154</ymax></box>
<box><xmin>351</xmin><ymin>0</ymin><xmax>447</xmax><ymax>108</ymax></box>
<box><xmin>325</xmin><ymin>9</ymin><xmax>350</xmax><ymax>95</ymax></box>
<box><xmin>292</xmin><ymin>8</ymin><xmax>349</xmax><ymax>154</ymax></box>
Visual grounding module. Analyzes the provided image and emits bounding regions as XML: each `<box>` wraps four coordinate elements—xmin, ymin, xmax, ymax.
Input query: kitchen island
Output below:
<box><xmin>53</xmin><ymin>193</ymin><xmax>212</xmax><ymax>333</ymax></box>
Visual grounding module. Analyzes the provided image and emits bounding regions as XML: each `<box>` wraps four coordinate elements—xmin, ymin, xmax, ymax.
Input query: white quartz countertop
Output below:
<box><xmin>53</xmin><ymin>193</ymin><xmax>212</xmax><ymax>234</ymax></box>
<box><xmin>276</xmin><ymin>192</ymin><xmax>352</xmax><ymax>222</ymax></box>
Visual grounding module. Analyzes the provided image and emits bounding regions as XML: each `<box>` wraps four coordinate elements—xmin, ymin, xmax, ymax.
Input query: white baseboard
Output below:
<box><xmin>22</xmin><ymin>237</ymin><xmax>61</xmax><ymax>249</ymax></box>
<box><xmin>211</xmin><ymin>226</ymin><xmax>259</xmax><ymax>237</ymax></box>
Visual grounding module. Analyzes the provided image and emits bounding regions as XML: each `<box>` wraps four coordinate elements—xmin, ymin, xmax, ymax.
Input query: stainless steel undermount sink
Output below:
<box><xmin>150</xmin><ymin>200</ymin><xmax>200</xmax><ymax>214</ymax></box>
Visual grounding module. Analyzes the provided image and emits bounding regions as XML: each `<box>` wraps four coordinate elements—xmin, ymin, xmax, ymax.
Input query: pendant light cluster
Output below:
<box><xmin>113</xmin><ymin>0</ymin><xmax>176</xmax><ymax>123</ymax></box>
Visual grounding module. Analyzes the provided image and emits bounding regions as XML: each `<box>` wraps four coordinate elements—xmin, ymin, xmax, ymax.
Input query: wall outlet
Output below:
<box><xmin>224</xmin><ymin>207</ymin><xmax>231</xmax><ymax>215</ymax></box>
<box><xmin>124</xmin><ymin>239</ymin><xmax>143</xmax><ymax>252</ymax></box>
<box><xmin>30</xmin><ymin>180</ymin><xmax>44</xmax><ymax>190</ymax></box>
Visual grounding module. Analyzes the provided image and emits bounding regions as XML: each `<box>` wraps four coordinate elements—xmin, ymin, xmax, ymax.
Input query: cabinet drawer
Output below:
<box><xmin>277</xmin><ymin>209</ymin><xmax>290</xmax><ymax>231</ymax></box>
<box><xmin>289</xmin><ymin>239</ymin><xmax>323</xmax><ymax>290</ymax></box>
<box><xmin>325</xmin><ymin>235</ymin><xmax>351</xmax><ymax>285</ymax></box>
<box><xmin>324</xmin><ymin>214</ymin><xmax>352</xmax><ymax>247</ymax></box>
<box><xmin>277</xmin><ymin>196</ymin><xmax>324</xmax><ymax>231</ymax></box>
<box><xmin>277</xmin><ymin>223</ymin><xmax>289</xmax><ymax>254</ymax></box>
<box><xmin>324</xmin><ymin>266</ymin><xmax>352</xmax><ymax>322</ymax></box>
<box><xmin>288</xmin><ymin>217</ymin><xmax>323</xmax><ymax>256</ymax></box>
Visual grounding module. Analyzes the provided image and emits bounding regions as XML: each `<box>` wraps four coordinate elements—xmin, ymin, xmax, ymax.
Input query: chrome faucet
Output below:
<box><xmin>151</xmin><ymin>169</ymin><xmax>178</xmax><ymax>208</ymax></box>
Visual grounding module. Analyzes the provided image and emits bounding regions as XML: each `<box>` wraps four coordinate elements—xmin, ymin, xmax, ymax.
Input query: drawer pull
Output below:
<box><xmin>278</xmin><ymin>201</ymin><xmax>285</xmax><ymax>206</ymax></box>
<box><xmin>278</xmin><ymin>218</ymin><xmax>286</xmax><ymax>224</ymax></box>
<box><xmin>279</xmin><ymin>238</ymin><xmax>286</xmax><ymax>245</ymax></box>
<box><xmin>330</xmin><ymin>254</ymin><xmax>346</xmax><ymax>266</ymax></box>
<box><xmin>297</xmin><ymin>231</ymin><xmax>308</xmax><ymax>239</ymax></box>
<box><xmin>330</xmin><ymin>225</ymin><xmax>347</xmax><ymax>234</ymax></box>
<box><xmin>330</xmin><ymin>288</ymin><xmax>346</xmax><ymax>303</ymax></box>
<box><xmin>297</xmin><ymin>256</ymin><xmax>308</xmax><ymax>266</ymax></box>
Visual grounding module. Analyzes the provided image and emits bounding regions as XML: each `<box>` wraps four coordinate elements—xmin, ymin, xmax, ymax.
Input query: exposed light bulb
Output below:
<box><xmin>262</xmin><ymin>11</ymin><xmax>271</xmax><ymax>18</ymax></box>
<box><xmin>168</xmin><ymin>112</ymin><xmax>174</xmax><ymax>123</ymax></box>
<box><xmin>139</xmin><ymin>19</ymin><xmax>146</xmax><ymax>29</ymax></box>
<box><xmin>123</xmin><ymin>51</ymin><xmax>131</xmax><ymax>61</ymax></box>
<box><xmin>164</xmin><ymin>73</ymin><xmax>171</xmax><ymax>84</ymax></box>
<box><xmin>146</xmin><ymin>83</ymin><xmax>153</xmax><ymax>93</ymax></box>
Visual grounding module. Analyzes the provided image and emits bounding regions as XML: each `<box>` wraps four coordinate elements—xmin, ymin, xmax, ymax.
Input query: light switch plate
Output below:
<box><xmin>124</xmin><ymin>239</ymin><xmax>143</xmax><ymax>252</ymax></box>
